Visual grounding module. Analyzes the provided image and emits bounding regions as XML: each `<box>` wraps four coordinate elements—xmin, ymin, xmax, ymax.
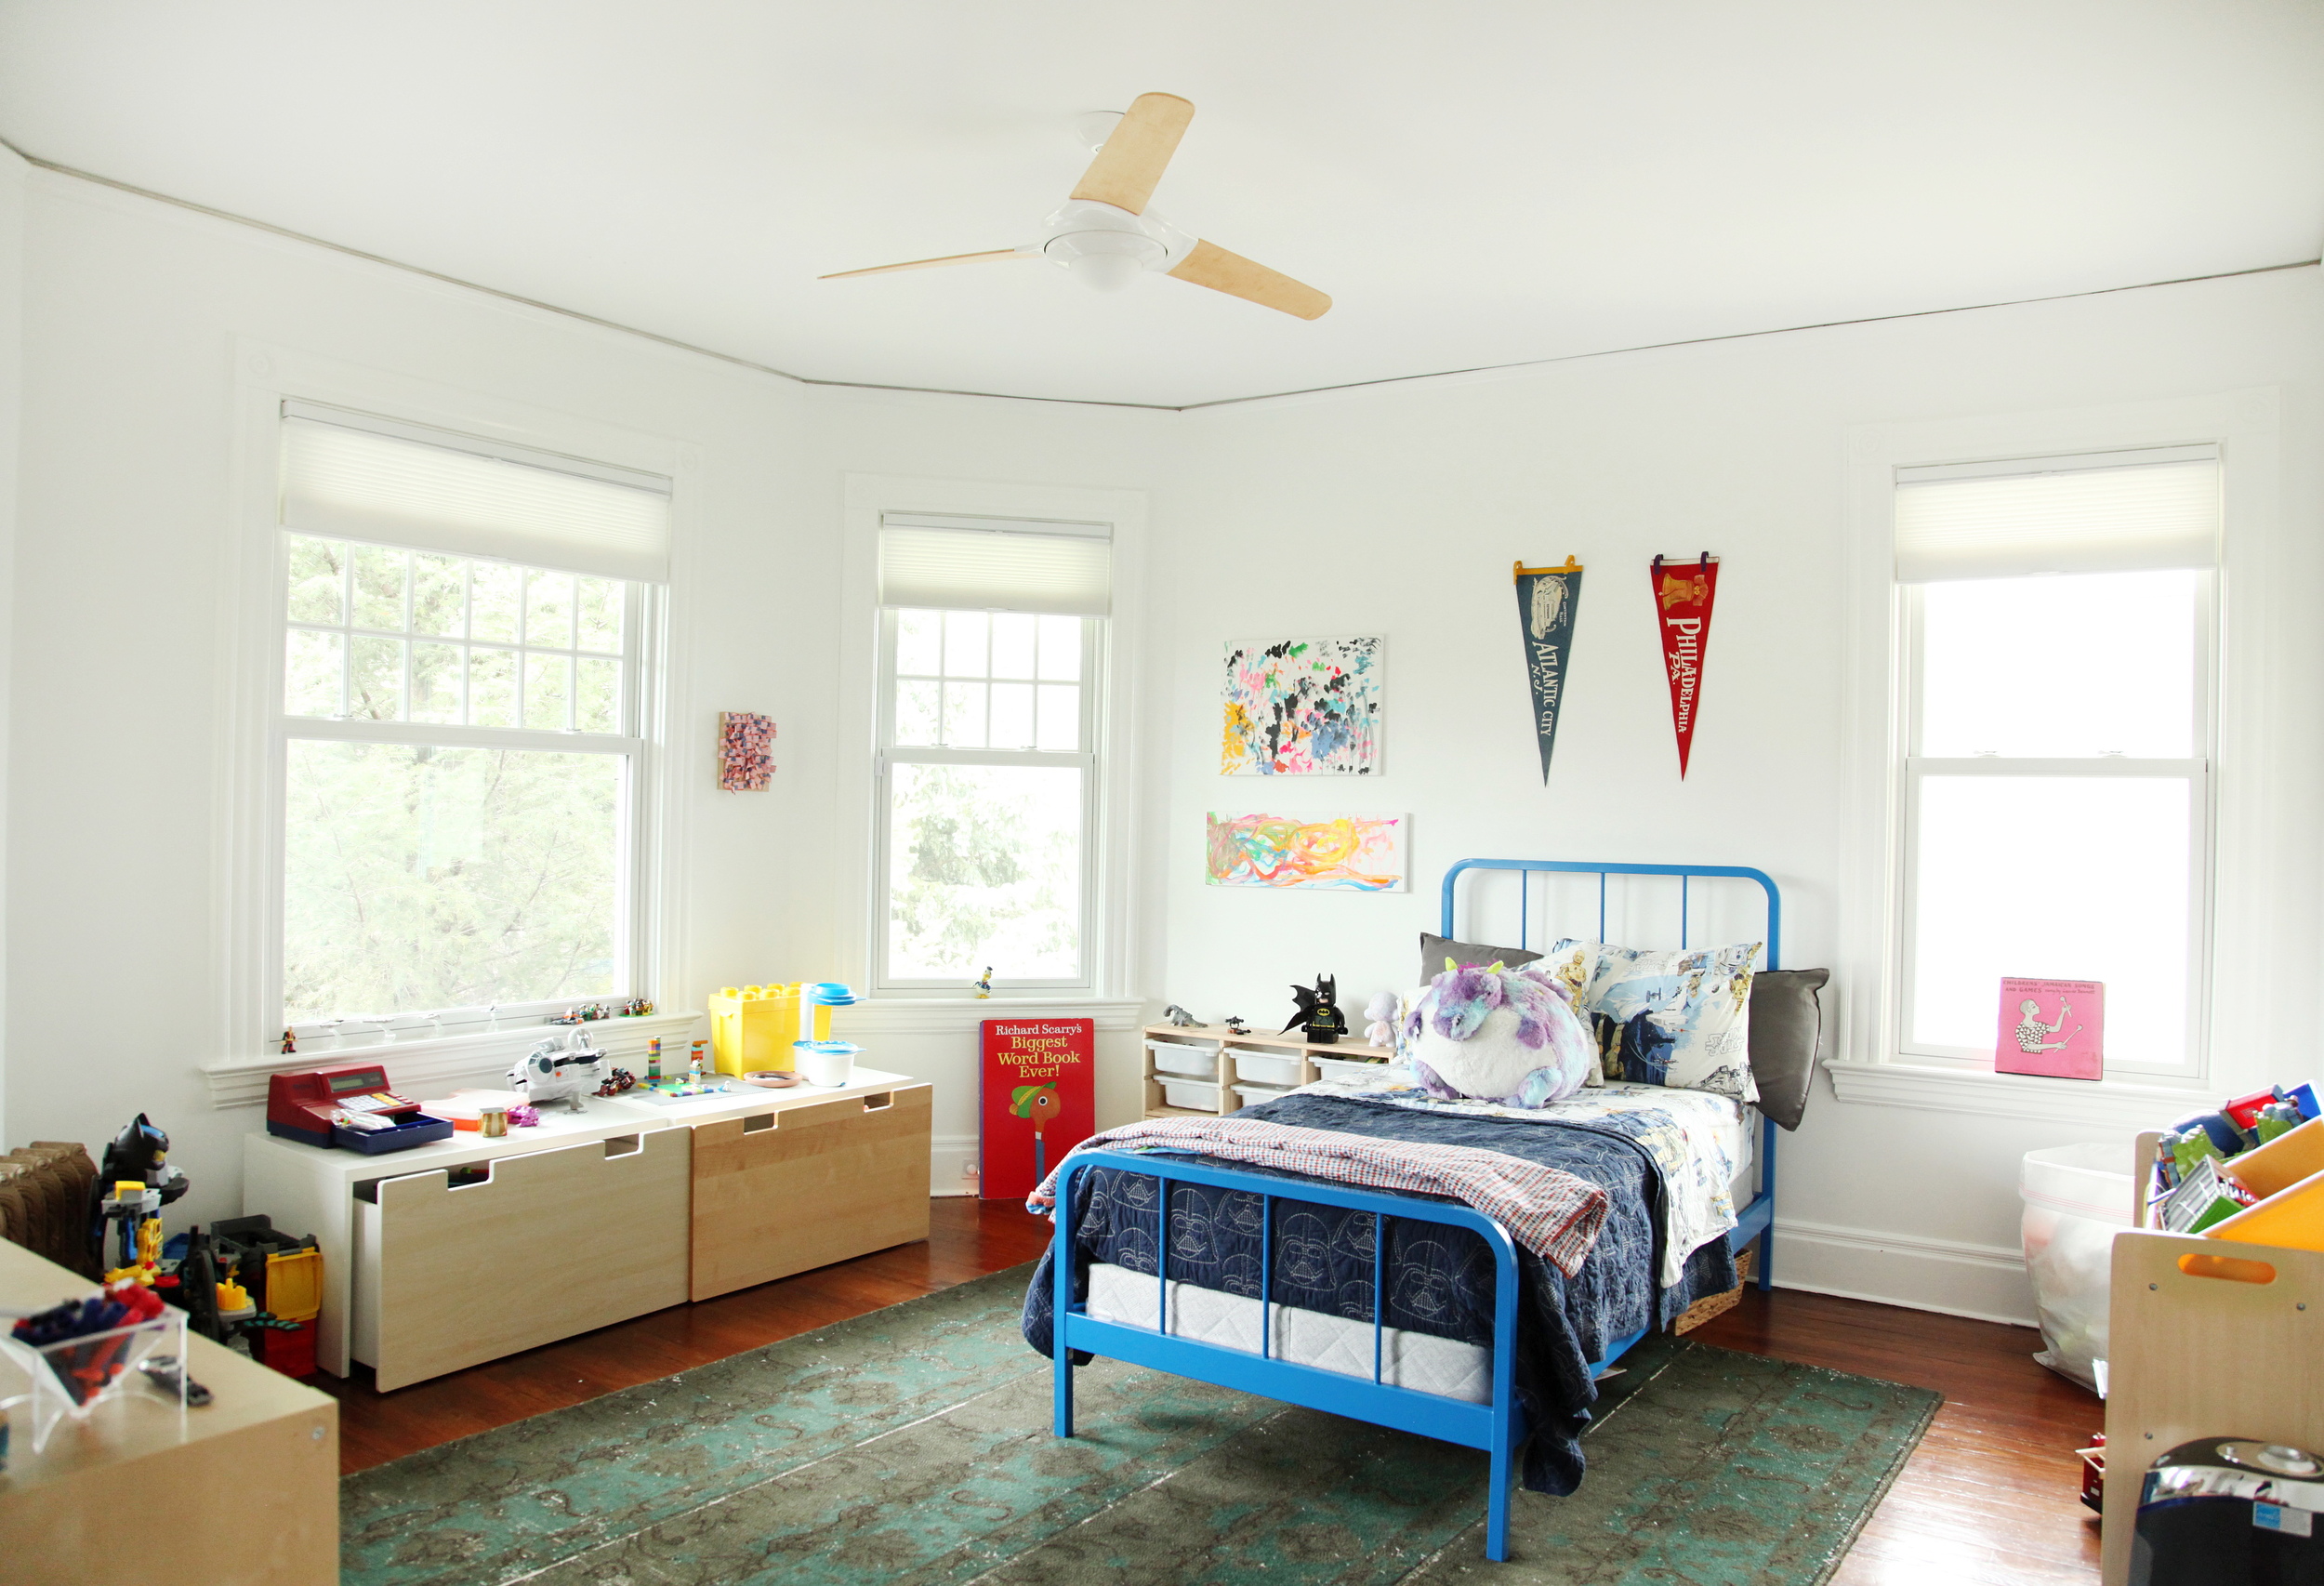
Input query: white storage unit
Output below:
<box><xmin>1145</xmin><ymin>1039</ymin><xmax>1218</xmax><ymax>1077</ymax></box>
<box><xmin>1232</xmin><ymin>1081</ymin><xmax>1292</xmax><ymax>1108</ymax></box>
<box><xmin>1157</xmin><ymin>1077</ymin><xmax>1222</xmax><ymax>1112</ymax></box>
<box><xmin>1311</xmin><ymin>1054</ymin><xmax>1403</xmax><ymax>1086</ymax></box>
<box><xmin>1232</xmin><ymin>1050</ymin><xmax>1304</xmax><ymax>1087</ymax></box>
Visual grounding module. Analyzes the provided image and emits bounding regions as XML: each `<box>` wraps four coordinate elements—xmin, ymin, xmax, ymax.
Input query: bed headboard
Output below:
<box><xmin>1438</xmin><ymin>858</ymin><xmax>1782</xmax><ymax>972</ymax></box>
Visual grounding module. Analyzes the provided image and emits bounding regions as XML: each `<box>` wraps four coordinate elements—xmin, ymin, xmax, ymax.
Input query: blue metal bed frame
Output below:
<box><xmin>1050</xmin><ymin>859</ymin><xmax>1782</xmax><ymax>1562</ymax></box>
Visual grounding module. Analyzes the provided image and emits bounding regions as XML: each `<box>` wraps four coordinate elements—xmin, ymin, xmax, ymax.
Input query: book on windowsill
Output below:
<box><xmin>1995</xmin><ymin>977</ymin><xmax>2104</xmax><ymax>1080</ymax></box>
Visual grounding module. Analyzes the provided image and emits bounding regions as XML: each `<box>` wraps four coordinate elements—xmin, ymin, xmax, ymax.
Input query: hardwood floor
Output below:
<box><xmin>323</xmin><ymin>1200</ymin><xmax>2104</xmax><ymax>1583</ymax></box>
<box><xmin>1695</xmin><ymin>1287</ymin><xmax>2104</xmax><ymax>1585</ymax></box>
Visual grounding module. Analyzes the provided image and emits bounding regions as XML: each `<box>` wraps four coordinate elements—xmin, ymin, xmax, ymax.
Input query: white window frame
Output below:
<box><xmin>207</xmin><ymin>340</ymin><xmax>697</xmax><ymax>1098</ymax></box>
<box><xmin>836</xmin><ymin>474</ymin><xmax>1147</xmax><ymax>1008</ymax></box>
<box><xmin>1832</xmin><ymin>388</ymin><xmax>2284</xmax><ymax>1121</ymax></box>
<box><xmin>274</xmin><ymin>535</ymin><xmax>663</xmax><ymax>1029</ymax></box>
<box><xmin>872</xmin><ymin>607</ymin><xmax>1102</xmax><ymax>993</ymax></box>
<box><xmin>1893</xmin><ymin>567</ymin><xmax>2216</xmax><ymax>1077</ymax></box>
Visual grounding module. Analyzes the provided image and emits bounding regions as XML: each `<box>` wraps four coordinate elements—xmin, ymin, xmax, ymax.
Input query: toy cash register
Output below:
<box><xmin>267</xmin><ymin>1064</ymin><xmax>454</xmax><ymax>1154</ymax></box>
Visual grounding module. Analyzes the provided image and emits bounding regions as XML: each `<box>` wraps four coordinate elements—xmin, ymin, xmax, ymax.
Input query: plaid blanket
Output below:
<box><xmin>1024</xmin><ymin>1117</ymin><xmax>1611</xmax><ymax>1275</ymax></box>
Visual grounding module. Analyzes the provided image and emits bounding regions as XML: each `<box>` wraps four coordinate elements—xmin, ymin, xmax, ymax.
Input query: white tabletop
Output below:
<box><xmin>243</xmin><ymin>1065</ymin><xmax>920</xmax><ymax>1185</ymax></box>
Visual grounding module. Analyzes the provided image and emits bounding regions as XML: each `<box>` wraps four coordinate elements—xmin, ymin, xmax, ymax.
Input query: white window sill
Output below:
<box><xmin>843</xmin><ymin>997</ymin><xmax>1146</xmax><ymax>1036</ymax></box>
<box><xmin>1822</xmin><ymin>1058</ymin><xmax>2216</xmax><ymax>1132</ymax></box>
<box><xmin>200</xmin><ymin>1010</ymin><xmax>709</xmax><ymax>1108</ymax></box>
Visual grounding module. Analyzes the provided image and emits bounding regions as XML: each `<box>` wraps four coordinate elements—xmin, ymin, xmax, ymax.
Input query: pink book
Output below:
<box><xmin>1995</xmin><ymin>978</ymin><xmax>2104</xmax><ymax>1080</ymax></box>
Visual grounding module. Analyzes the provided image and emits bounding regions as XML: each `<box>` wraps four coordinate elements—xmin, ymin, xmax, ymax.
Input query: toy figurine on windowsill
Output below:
<box><xmin>975</xmin><ymin>967</ymin><xmax>994</xmax><ymax>999</ymax></box>
<box><xmin>1284</xmin><ymin>974</ymin><xmax>1347</xmax><ymax>1046</ymax></box>
<box><xmin>280</xmin><ymin>1029</ymin><xmax>297</xmax><ymax>1055</ymax></box>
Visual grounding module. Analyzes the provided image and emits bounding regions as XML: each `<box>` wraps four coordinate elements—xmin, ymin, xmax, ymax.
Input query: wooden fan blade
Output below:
<box><xmin>819</xmin><ymin>248</ymin><xmax>1029</xmax><ymax>280</ymax></box>
<box><xmin>1167</xmin><ymin>240</ymin><xmax>1331</xmax><ymax>320</ymax></box>
<box><xmin>1069</xmin><ymin>92</ymin><xmax>1195</xmax><ymax>216</ymax></box>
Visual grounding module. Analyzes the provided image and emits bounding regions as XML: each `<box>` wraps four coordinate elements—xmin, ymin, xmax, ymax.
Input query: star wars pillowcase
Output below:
<box><xmin>1539</xmin><ymin>938</ymin><xmax>1763</xmax><ymax>1103</ymax></box>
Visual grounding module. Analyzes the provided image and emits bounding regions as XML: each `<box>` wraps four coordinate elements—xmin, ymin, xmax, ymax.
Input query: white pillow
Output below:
<box><xmin>1403</xmin><ymin>962</ymin><xmax>1596</xmax><ymax>1107</ymax></box>
<box><xmin>1546</xmin><ymin>938</ymin><xmax>1761</xmax><ymax>1102</ymax></box>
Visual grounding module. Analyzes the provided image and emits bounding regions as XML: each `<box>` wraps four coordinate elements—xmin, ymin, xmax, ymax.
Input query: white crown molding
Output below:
<box><xmin>842</xmin><ymin>998</ymin><xmax>1146</xmax><ymax>1037</ymax></box>
<box><xmin>1823</xmin><ymin>1059</ymin><xmax>2215</xmax><ymax>1133</ymax></box>
<box><xmin>200</xmin><ymin>1010</ymin><xmax>707</xmax><ymax>1108</ymax></box>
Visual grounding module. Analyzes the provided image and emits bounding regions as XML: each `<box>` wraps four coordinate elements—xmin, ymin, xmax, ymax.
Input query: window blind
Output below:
<box><xmin>878</xmin><ymin>513</ymin><xmax>1112</xmax><ymax>615</ymax></box>
<box><xmin>1894</xmin><ymin>445</ymin><xmax>2220</xmax><ymax>583</ymax></box>
<box><xmin>279</xmin><ymin>402</ymin><xmax>672</xmax><ymax>582</ymax></box>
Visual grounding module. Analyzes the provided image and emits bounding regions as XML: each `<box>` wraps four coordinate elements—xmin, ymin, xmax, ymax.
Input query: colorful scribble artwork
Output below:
<box><xmin>1205</xmin><ymin>812</ymin><xmax>1407</xmax><ymax>892</ymax></box>
<box><xmin>1221</xmin><ymin>636</ymin><xmax>1382</xmax><ymax>775</ymax></box>
<box><xmin>718</xmin><ymin>711</ymin><xmax>774</xmax><ymax>791</ymax></box>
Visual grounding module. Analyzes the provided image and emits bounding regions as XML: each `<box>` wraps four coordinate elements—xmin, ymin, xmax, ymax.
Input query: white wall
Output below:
<box><xmin>11</xmin><ymin>159</ymin><xmax>2320</xmax><ymax>1328</ymax></box>
<box><xmin>5</xmin><ymin>172</ymin><xmax>1175</xmax><ymax>1225</ymax></box>
<box><xmin>0</xmin><ymin>146</ymin><xmax>20</xmax><ymax>1140</ymax></box>
<box><xmin>1155</xmin><ymin>267</ymin><xmax>2324</xmax><ymax>1322</ymax></box>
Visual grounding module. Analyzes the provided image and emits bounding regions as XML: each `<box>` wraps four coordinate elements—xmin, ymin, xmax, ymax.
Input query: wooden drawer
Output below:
<box><xmin>353</xmin><ymin>1128</ymin><xmax>690</xmax><ymax>1391</ymax></box>
<box><xmin>690</xmin><ymin>1083</ymin><xmax>932</xmax><ymax>1301</ymax></box>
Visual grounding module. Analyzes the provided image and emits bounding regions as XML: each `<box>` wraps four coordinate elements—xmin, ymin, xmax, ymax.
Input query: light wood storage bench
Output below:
<box><xmin>1141</xmin><ymin>1022</ymin><xmax>1398</xmax><ymax>1120</ymax></box>
<box><xmin>247</xmin><ymin>1067</ymin><xmax>931</xmax><ymax>1391</ymax></box>
<box><xmin>2099</xmin><ymin>1128</ymin><xmax>2324</xmax><ymax>1586</ymax></box>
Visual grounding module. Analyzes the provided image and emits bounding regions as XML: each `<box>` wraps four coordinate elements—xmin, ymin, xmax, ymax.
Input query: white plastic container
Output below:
<box><xmin>1233</xmin><ymin>1051</ymin><xmax>1303</xmax><ymax>1087</ymax></box>
<box><xmin>796</xmin><ymin>1039</ymin><xmax>861</xmax><ymax>1088</ymax></box>
<box><xmin>1157</xmin><ymin>1077</ymin><xmax>1221</xmax><ymax>1112</ymax></box>
<box><xmin>1145</xmin><ymin>1039</ymin><xmax>1216</xmax><ymax>1077</ymax></box>
<box><xmin>1232</xmin><ymin>1081</ymin><xmax>1291</xmax><ymax>1108</ymax></box>
<box><xmin>2021</xmin><ymin>1142</ymin><xmax>2133</xmax><ymax>1392</ymax></box>
<box><xmin>1312</xmin><ymin>1054</ymin><xmax>1400</xmax><ymax>1086</ymax></box>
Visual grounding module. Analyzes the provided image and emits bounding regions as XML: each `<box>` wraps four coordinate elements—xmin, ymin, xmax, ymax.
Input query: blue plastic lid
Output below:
<box><xmin>793</xmin><ymin>1038</ymin><xmax>862</xmax><ymax>1055</ymax></box>
<box><xmin>803</xmin><ymin>981</ymin><xmax>859</xmax><ymax>1005</ymax></box>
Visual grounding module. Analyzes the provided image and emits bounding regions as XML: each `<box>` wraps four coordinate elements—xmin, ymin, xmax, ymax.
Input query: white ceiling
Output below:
<box><xmin>4</xmin><ymin>1</ymin><xmax>2320</xmax><ymax>407</ymax></box>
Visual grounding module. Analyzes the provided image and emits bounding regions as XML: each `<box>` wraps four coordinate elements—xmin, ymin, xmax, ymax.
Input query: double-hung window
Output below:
<box><xmin>1895</xmin><ymin>446</ymin><xmax>2218</xmax><ymax>1077</ymax></box>
<box><xmin>274</xmin><ymin>403</ymin><xmax>667</xmax><ymax>1032</ymax></box>
<box><xmin>874</xmin><ymin>513</ymin><xmax>1108</xmax><ymax>993</ymax></box>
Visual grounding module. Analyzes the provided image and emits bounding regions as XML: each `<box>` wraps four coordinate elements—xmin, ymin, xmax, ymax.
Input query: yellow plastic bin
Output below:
<box><xmin>708</xmin><ymin>984</ymin><xmax>833</xmax><ymax>1076</ymax></box>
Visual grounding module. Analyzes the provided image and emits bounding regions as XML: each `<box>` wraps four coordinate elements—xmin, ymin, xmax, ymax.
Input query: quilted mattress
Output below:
<box><xmin>1084</xmin><ymin>1259</ymin><xmax>1493</xmax><ymax>1403</ymax></box>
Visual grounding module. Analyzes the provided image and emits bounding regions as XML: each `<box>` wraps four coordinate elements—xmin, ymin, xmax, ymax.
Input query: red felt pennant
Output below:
<box><xmin>1651</xmin><ymin>554</ymin><xmax>1719</xmax><ymax>777</ymax></box>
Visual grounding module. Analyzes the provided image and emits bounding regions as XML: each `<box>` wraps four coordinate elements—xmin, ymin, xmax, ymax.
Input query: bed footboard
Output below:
<box><xmin>1048</xmin><ymin>1147</ymin><xmax>1534</xmax><ymax>1562</ymax></box>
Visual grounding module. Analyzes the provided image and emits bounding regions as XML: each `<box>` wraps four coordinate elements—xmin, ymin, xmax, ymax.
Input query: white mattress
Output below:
<box><xmin>1084</xmin><ymin>1260</ymin><xmax>1492</xmax><ymax>1404</ymax></box>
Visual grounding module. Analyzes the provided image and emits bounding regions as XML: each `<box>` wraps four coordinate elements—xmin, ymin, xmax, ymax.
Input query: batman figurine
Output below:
<box><xmin>1283</xmin><ymin>974</ymin><xmax>1347</xmax><ymax>1045</ymax></box>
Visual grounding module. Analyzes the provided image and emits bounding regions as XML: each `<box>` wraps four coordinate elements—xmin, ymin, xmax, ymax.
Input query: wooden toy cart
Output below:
<box><xmin>2099</xmin><ymin>1130</ymin><xmax>2324</xmax><ymax>1585</ymax></box>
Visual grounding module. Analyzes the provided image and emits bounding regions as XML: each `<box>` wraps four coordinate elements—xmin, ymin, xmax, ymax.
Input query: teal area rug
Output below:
<box><xmin>342</xmin><ymin>1265</ymin><xmax>1938</xmax><ymax>1585</ymax></box>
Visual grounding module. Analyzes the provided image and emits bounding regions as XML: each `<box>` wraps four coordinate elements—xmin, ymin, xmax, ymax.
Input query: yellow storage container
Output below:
<box><xmin>708</xmin><ymin>984</ymin><xmax>833</xmax><ymax>1075</ymax></box>
<box><xmin>2207</xmin><ymin>1164</ymin><xmax>2324</xmax><ymax>1253</ymax></box>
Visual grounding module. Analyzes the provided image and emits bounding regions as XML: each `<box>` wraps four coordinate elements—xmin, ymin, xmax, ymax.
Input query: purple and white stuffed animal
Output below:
<box><xmin>1403</xmin><ymin>959</ymin><xmax>1595</xmax><ymax>1107</ymax></box>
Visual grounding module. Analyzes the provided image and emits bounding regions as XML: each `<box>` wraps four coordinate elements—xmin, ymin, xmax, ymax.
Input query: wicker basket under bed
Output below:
<box><xmin>1672</xmin><ymin>1247</ymin><xmax>1757</xmax><ymax>1335</ymax></box>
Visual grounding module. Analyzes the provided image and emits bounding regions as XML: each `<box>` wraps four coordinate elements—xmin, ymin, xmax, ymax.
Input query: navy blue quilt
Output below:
<box><xmin>1021</xmin><ymin>1092</ymin><xmax>1738</xmax><ymax>1494</ymax></box>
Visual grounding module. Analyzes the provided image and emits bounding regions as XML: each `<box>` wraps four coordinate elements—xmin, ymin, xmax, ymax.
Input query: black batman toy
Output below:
<box><xmin>1283</xmin><ymin>974</ymin><xmax>1347</xmax><ymax>1045</ymax></box>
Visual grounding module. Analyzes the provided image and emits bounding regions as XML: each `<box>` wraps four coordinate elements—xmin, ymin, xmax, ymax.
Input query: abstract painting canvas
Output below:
<box><xmin>1221</xmin><ymin>636</ymin><xmax>1382</xmax><ymax>775</ymax></box>
<box><xmin>1206</xmin><ymin>812</ymin><xmax>1408</xmax><ymax>892</ymax></box>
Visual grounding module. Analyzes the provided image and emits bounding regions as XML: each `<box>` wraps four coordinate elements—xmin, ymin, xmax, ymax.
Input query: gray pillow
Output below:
<box><xmin>1417</xmin><ymin>933</ymin><xmax>1541</xmax><ymax>987</ymax></box>
<box><xmin>1748</xmin><ymin>969</ymin><xmax>1829</xmax><ymax>1131</ymax></box>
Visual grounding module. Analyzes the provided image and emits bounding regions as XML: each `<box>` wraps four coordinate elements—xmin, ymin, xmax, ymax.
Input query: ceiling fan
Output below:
<box><xmin>820</xmin><ymin>93</ymin><xmax>1331</xmax><ymax>320</ymax></box>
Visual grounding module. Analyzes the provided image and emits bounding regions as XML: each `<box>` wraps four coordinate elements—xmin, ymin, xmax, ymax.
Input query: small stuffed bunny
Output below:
<box><xmin>1363</xmin><ymin>991</ymin><xmax>1399</xmax><ymax>1049</ymax></box>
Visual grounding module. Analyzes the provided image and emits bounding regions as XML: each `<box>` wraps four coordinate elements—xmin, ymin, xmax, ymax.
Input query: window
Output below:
<box><xmin>1895</xmin><ymin>447</ymin><xmax>2217</xmax><ymax>1077</ymax></box>
<box><xmin>875</xmin><ymin>514</ymin><xmax>1108</xmax><ymax>992</ymax></box>
<box><xmin>273</xmin><ymin>403</ymin><xmax>667</xmax><ymax>1029</ymax></box>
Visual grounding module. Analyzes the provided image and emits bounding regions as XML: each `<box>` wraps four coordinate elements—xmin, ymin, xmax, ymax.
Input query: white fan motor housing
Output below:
<box><xmin>1038</xmin><ymin>200</ymin><xmax>1195</xmax><ymax>289</ymax></box>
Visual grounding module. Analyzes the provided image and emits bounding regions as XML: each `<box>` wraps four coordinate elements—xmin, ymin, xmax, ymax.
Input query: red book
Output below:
<box><xmin>980</xmin><ymin>1018</ymin><xmax>1095</xmax><ymax>1200</ymax></box>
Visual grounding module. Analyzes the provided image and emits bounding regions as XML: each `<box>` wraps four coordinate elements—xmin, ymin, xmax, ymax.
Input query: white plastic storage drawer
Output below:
<box><xmin>1232</xmin><ymin>1082</ymin><xmax>1292</xmax><ymax>1108</ymax></box>
<box><xmin>1157</xmin><ymin>1077</ymin><xmax>1221</xmax><ymax>1112</ymax></box>
<box><xmin>1313</xmin><ymin>1055</ymin><xmax>1400</xmax><ymax>1085</ymax></box>
<box><xmin>1232</xmin><ymin>1051</ymin><xmax>1304</xmax><ymax>1087</ymax></box>
<box><xmin>1145</xmin><ymin>1040</ymin><xmax>1217</xmax><ymax>1078</ymax></box>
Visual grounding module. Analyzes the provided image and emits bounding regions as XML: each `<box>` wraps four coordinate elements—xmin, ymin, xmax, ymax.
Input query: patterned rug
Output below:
<box><xmin>342</xmin><ymin>1263</ymin><xmax>1938</xmax><ymax>1586</ymax></box>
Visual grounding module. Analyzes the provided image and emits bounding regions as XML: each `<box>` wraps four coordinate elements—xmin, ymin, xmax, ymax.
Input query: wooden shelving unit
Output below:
<box><xmin>1140</xmin><ymin>1022</ymin><xmax>1397</xmax><ymax>1120</ymax></box>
